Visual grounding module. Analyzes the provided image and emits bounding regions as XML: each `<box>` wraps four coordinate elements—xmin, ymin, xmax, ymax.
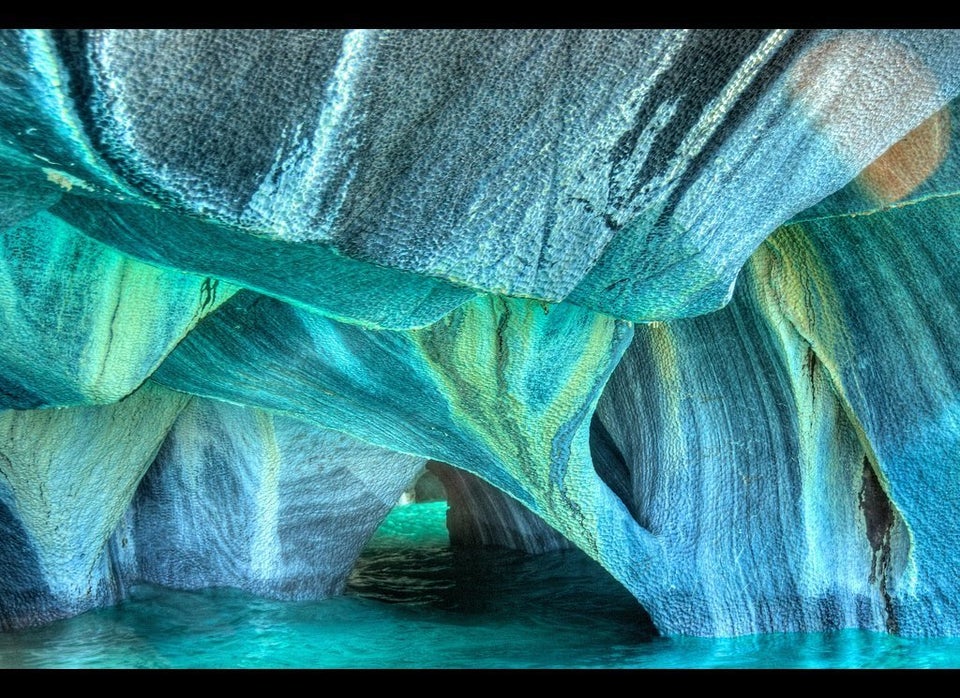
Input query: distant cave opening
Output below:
<box><xmin>346</xmin><ymin>459</ymin><xmax>658</xmax><ymax>639</ymax></box>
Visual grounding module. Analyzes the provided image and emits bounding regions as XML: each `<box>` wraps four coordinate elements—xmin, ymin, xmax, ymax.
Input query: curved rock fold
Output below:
<box><xmin>0</xmin><ymin>29</ymin><xmax>958</xmax><ymax>639</ymax></box>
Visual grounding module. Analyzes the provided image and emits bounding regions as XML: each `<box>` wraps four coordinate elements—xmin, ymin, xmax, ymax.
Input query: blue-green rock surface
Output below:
<box><xmin>1</xmin><ymin>29</ymin><xmax>959</xmax><ymax>639</ymax></box>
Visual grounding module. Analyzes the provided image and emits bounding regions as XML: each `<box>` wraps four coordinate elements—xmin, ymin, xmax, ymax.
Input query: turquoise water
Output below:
<box><xmin>2</xmin><ymin>501</ymin><xmax>960</xmax><ymax>669</ymax></box>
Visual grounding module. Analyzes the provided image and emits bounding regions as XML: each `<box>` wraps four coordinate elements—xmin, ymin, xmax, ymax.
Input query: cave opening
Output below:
<box><xmin>346</xmin><ymin>460</ymin><xmax>659</xmax><ymax>640</ymax></box>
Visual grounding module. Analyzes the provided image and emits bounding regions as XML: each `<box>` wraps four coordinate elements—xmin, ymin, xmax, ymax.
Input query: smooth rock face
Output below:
<box><xmin>0</xmin><ymin>30</ymin><xmax>475</xmax><ymax>332</ymax></box>
<box><xmin>48</xmin><ymin>194</ymin><xmax>476</xmax><ymax>331</ymax></box>
<box><xmin>0</xmin><ymin>382</ymin><xmax>189</xmax><ymax>629</ymax></box>
<box><xmin>118</xmin><ymin>398</ymin><xmax>427</xmax><ymax>599</ymax></box>
<box><xmin>0</xmin><ymin>29</ymin><xmax>959</xmax><ymax>640</ymax></box>
<box><xmin>597</xmin><ymin>243</ymin><xmax>902</xmax><ymax>636</ymax></box>
<box><xmin>764</xmin><ymin>199</ymin><xmax>960</xmax><ymax>638</ymax></box>
<box><xmin>0</xmin><ymin>385</ymin><xmax>428</xmax><ymax>628</ymax></box>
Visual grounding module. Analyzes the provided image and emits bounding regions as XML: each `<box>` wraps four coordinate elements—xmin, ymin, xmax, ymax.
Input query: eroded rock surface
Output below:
<box><xmin>0</xmin><ymin>29</ymin><xmax>959</xmax><ymax>639</ymax></box>
<box><xmin>117</xmin><ymin>398</ymin><xmax>427</xmax><ymax>600</ymax></box>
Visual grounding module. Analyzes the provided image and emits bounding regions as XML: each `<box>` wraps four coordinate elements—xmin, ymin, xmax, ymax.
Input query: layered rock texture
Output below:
<box><xmin>1</xmin><ymin>29</ymin><xmax>959</xmax><ymax>637</ymax></box>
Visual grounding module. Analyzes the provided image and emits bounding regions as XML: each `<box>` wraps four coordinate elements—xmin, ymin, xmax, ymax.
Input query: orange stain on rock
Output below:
<box><xmin>787</xmin><ymin>34</ymin><xmax>943</xmax><ymax>170</ymax></box>
<box><xmin>857</xmin><ymin>107</ymin><xmax>951</xmax><ymax>204</ymax></box>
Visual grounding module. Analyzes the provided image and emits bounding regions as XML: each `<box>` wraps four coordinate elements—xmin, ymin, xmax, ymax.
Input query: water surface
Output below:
<box><xmin>1</xmin><ymin>502</ymin><xmax>958</xmax><ymax>669</ymax></box>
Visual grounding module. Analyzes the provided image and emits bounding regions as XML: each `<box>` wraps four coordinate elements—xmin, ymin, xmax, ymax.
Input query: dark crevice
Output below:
<box><xmin>805</xmin><ymin>345</ymin><xmax>818</xmax><ymax>396</ymax></box>
<box><xmin>859</xmin><ymin>455</ymin><xmax>899</xmax><ymax>633</ymax></box>
<box><xmin>589</xmin><ymin>413</ymin><xmax>641</xmax><ymax>522</ymax></box>
<box><xmin>105</xmin><ymin>530</ymin><xmax>126</xmax><ymax>602</ymax></box>
<box><xmin>765</xmin><ymin>260</ymin><xmax>907</xmax><ymax>634</ymax></box>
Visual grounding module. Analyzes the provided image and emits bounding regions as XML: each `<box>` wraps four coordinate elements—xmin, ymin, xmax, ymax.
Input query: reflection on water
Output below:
<box><xmin>1</xmin><ymin>502</ymin><xmax>960</xmax><ymax>668</ymax></box>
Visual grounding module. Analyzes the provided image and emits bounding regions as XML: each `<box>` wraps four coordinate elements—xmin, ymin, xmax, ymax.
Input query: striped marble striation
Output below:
<box><xmin>117</xmin><ymin>398</ymin><xmax>427</xmax><ymax>600</ymax></box>
<box><xmin>0</xmin><ymin>30</ymin><xmax>958</xmax><ymax>639</ymax></box>
<box><xmin>0</xmin><ymin>382</ymin><xmax>188</xmax><ymax>629</ymax></box>
<box><xmin>149</xmin><ymin>292</ymin><xmax>640</xmax><ymax>569</ymax></box>
<box><xmin>0</xmin><ymin>385</ymin><xmax>427</xmax><ymax>630</ymax></box>
<box><xmin>0</xmin><ymin>208</ymin><xmax>236</xmax><ymax>408</ymax></box>
<box><xmin>6</xmin><ymin>30</ymin><xmax>959</xmax><ymax>323</ymax></box>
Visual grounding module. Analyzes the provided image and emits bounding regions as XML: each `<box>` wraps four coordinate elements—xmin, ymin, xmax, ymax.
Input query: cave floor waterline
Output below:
<box><xmin>1</xmin><ymin>502</ymin><xmax>959</xmax><ymax>669</ymax></box>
